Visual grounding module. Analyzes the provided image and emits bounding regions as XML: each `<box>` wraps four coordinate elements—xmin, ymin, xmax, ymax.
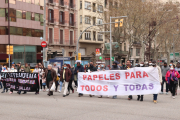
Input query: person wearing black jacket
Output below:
<box><xmin>86</xmin><ymin>62</ymin><xmax>97</xmax><ymax>72</ymax></box>
<box><xmin>112</xmin><ymin>62</ymin><xmax>120</xmax><ymax>99</ymax></box>
<box><xmin>137</xmin><ymin>62</ymin><xmax>144</xmax><ymax>101</ymax></box>
<box><xmin>67</xmin><ymin>64</ymin><xmax>74</xmax><ymax>93</ymax></box>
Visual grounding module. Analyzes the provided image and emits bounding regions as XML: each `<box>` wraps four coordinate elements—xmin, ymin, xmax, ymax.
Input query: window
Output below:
<box><xmin>98</xmin><ymin>5</ymin><xmax>103</xmax><ymax>13</ymax></box>
<box><xmin>136</xmin><ymin>48</ymin><xmax>140</xmax><ymax>56</ymax></box>
<box><xmin>80</xmin><ymin>30</ymin><xmax>82</xmax><ymax>39</ymax></box>
<box><xmin>69</xmin><ymin>0</ymin><xmax>73</xmax><ymax>8</ymax></box>
<box><xmin>31</xmin><ymin>0</ymin><xmax>35</xmax><ymax>4</ymax></box>
<box><xmin>70</xmin><ymin>31</ymin><xmax>73</xmax><ymax>45</ymax></box>
<box><xmin>32</xmin><ymin>29</ymin><xmax>43</xmax><ymax>37</ymax></box>
<box><xmin>93</xmin><ymin>31</ymin><xmax>96</xmax><ymax>41</ymax></box>
<box><xmin>10</xmin><ymin>27</ymin><xmax>16</xmax><ymax>35</ymax></box>
<box><xmin>80</xmin><ymin>48</ymin><xmax>85</xmax><ymax>55</ymax></box>
<box><xmin>48</xmin><ymin>9</ymin><xmax>54</xmax><ymax>22</ymax></box>
<box><xmin>80</xmin><ymin>15</ymin><xmax>82</xmax><ymax>24</ymax></box>
<box><xmin>26</xmin><ymin>0</ymin><xmax>31</xmax><ymax>3</ymax></box>
<box><xmin>69</xmin><ymin>13</ymin><xmax>74</xmax><ymax>26</ymax></box>
<box><xmin>0</xmin><ymin>27</ymin><xmax>7</xmax><ymax>35</ymax></box>
<box><xmin>97</xmin><ymin>18</ymin><xmax>103</xmax><ymax>24</ymax></box>
<box><xmin>69</xmin><ymin>52</ymin><xmax>73</xmax><ymax>56</ymax></box>
<box><xmin>0</xmin><ymin>8</ymin><xmax>5</xmax><ymax>17</ymax></box>
<box><xmin>6</xmin><ymin>8</ymin><xmax>16</xmax><ymax>22</ymax></box>
<box><xmin>93</xmin><ymin>3</ymin><xmax>96</xmax><ymax>12</ymax></box>
<box><xmin>124</xmin><ymin>43</ymin><xmax>126</xmax><ymax>51</ymax></box>
<box><xmin>98</xmin><ymin>33</ymin><xmax>103</xmax><ymax>41</ymax></box>
<box><xmin>93</xmin><ymin>17</ymin><xmax>96</xmax><ymax>25</ymax></box>
<box><xmin>85</xmin><ymin>16</ymin><xmax>91</xmax><ymax>24</ymax></box>
<box><xmin>23</xmin><ymin>28</ymin><xmax>31</xmax><ymax>36</ymax></box>
<box><xmin>31</xmin><ymin>12</ymin><xmax>35</xmax><ymax>20</ymax></box>
<box><xmin>35</xmin><ymin>13</ymin><xmax>40</xmax><ymax>21</ymax></box>
<box><xmin>9</xmin><ymin>0</ymin><xmax>16</xmax><ymax>4</ymax></box>
<box><xmin>85</xmin><ymin>2</ymin><xmax>91</xmax><ymax>10</ymax></box>
<box><xmin>60</xmin><ymin>0</ymin><xmax>64</xmax><ymax>6</ymax></box>
<box><xmin>40</xmin><ymin>14</ymin><xmax>43</xmax><ymax>25</ymax></box>
<box><xmin>115</xmin><ymin>2</ymin><xmax>118</xmax><ymax>8</ymax></box>
<box><xmin>85</xmin><ymin>31</ymin><xmax>91</xmax><ymax>40</ymax></box>
<box><xmin>49</xmin><ymin>28</ymin><xmax>53</xmax><ymax>44</ymax></box>
<box><xmin>26</xmin><ymin>11</ymin><xmax>31</xmax><ymax>20</ymax></box>
<box><xmin>60</xmin><ymin>30</ymin><xmax>63</xmax><ymax>44</ymax></box>
<box><xmin>130</xmin><ymin>48</ymin><xmax>133</xmax><ymax>56</ymax></box>
<box><xmin>22</xmin><ymin>11</ymin><xmax>26</xmax><ymax>19</ymax></box>
<box><xmin>80</xmin><ymin>1</ymin><xmax>82</xmax><ymax>9</ymax></box>
<box><xmin>104</xmin><ymin>0</ymin><xmax>107</xmax><ymax>7</ymax></box>
<box><xmin>16</xmin><ymin>10</ymin><xmax>22</xmax><ymax>19</ymax></box>
<box><xmin>16</xmin><ymin>27</ymin><xmax>22</xmax><ymax>35</ymax></box>
<box><xmin>59</xmin><ymin>11</ymin><xmax>64</xmax><ymax>24</ymax></box>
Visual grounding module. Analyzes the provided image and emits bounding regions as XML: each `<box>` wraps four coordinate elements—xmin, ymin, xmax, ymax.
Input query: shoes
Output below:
<box><xmin>1</xmin><ymin>90</ymin><xmax>5</xmax><ymax>93</ymax></box>
<box><xmin>17</xmin><ymin>92</ymin><xmax>21</xmax><ymax>95</ymax></box>
<box><xmin>160</xmin><ymin>92</ymin><xmax>163</xmax><ymax>94</ymax></box>
<box><xmin>140</xmin><ymin>96</ymin><xmax>143</xmax><ymax>101</ymax></box>
<box><xmin>153</xmin><ymin>100</ymin><xmax>157</xmax><ymax>104</ymax></box>
<box><xmin>35</xmin><ymin>92</ymin><xmax>39</xmax><ymax>95</ymax></box>
<box><xmin>173</xmin><ymin>96</ymin><xmax>175</xmax><ymax>99</ymax></box>
<box><xmin>137</xmin><ymin>95</ymin><xmax>140</xmax><ymax>101</ymax></box>
<box><xmin>22</xmin><ymin>92</ymin><xmax>27</xmax><ymax>94</ymax></box>
<box><xmin>47</xmin><ymin>93</ymin><xmax>51</xmax><ymax>96</ymax></box>
<box><xmin>9</xmin><ymin>92</ymin><xmax>13</xmax><ymax>94</ymax></box>
<box><xmin>78</xmin><ymin>94</ymin><xmax>83</xmax><ymax>97</ymax></box>
<box><xmin>43</xmin><ymin>89</ymin><xmax>46</xmax><ymax>92</ymax></box>
<box><xmin>58</xmin><ymin>90</ymin><xmax>61</xmax><ymax>93</ymax></box>
<box><xmin>63</xmin><ymin>95</ymin><xmax>66</xmax><ymax>97</ymax></box>
<box><xmin>72</xmin><ymin>90</ymin><xmax>74</xmax><ymax>93</ymax></box>
<box><xmin>112</xmin><ymin>95</ymin><xmax>117</xmax><ymax>99</ymax></box>
<box><xmin>66</xmin><ymin>93</ymin><xmax>69</xmax><ymax>96</ymax></box>
<box><xmin>98</xmin><ymin>96</ymin><xmax>102</xmax><ymax>98</ymax></box>
<box><xmin>46</xmin><ymin>89</ymin><xmax>49</xmax><ymax>92</ymax></box>
<box><xmin>166</xmin><ymin>92</ymin><xmax>168</xmax><ymax>95</ymax></box>
<box><xmin>6</xmin><ymin>89</ymin><xmax>8</xmax><ymax>92</ymax></box>
<box><xmin>89</xmin><ymin>95</ymin><xmax>92</xmax><ymax>97</ymax></box>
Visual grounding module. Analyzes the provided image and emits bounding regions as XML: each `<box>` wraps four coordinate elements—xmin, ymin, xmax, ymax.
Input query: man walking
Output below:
<box><xmin>60</xmin><ymin>64</ymin><xmax>72</xmax><ymax>97</ymax></box>
<box><xmin>44</xmin><ymin>64</ymin><xmax>57</xmax><ymax>96</ymax></box>
<box><xmin>161</xmin><ymin>62</ymin><xmax>169</xmax><ymax>94</ymax></box>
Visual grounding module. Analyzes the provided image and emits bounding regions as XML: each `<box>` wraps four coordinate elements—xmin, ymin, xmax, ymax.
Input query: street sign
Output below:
<box><xmin>111</xmin><ymin>57</ymin><xmax>114</xmax><ymax>61</ymax></box>
<box><xmin>41</xmin><ymin>41</ymin><xmax>47</xmax><ymax>47</ymax></box>
<box><xmin>96</xmin><ymin>48</ymin><xmax>100</xmax><ymax>55</ymax></box>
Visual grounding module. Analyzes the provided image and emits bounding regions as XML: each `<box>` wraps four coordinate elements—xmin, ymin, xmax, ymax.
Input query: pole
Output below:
<box><xmin>110</xmin><ymin>17</ymin><xmax>112</xmax><ymax>68</ymax></box>
<box><xmin>43</xmin><ymin>0</ymin><xmax>46</xmax><ymax>63</ymax></box>
<box><xmin>8</xmin><ymin>0</ymin><xmax>10</xmax><ymax>67</ymax></box>
<box><xmin>173</xmin><ymin>34</ymin><xmax>175</xmax><ymax>63</ymax></box>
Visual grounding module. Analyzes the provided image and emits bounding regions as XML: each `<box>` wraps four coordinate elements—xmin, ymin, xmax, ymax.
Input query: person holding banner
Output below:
<box><xmin>9</xmin><ymin>66</ymin><xmax>17</xmax><ymax>94</ymax></box>
<box><xmin>67</xmin><ymin>64</ymin><xmax>74</xmax><ymax>94</ymax></box>
<box><xmin>1</xmin><ymin>65</ymin><xmax>8</xmax><ymax>93</ymax></box>
<box><xmin>44</xmin><ymin>64</ymin><xmax>57</xmax><ymax>96</ymax></box>
<box><xmin>33</xmin><ymin>65</ymin><xmax>40</xmax><ymax>95</ymax></box>
<box><xmin>151</xmin><ymin>60</ymin><xmax>162</xmax><ymax>103</ymax></box>
<box><xmin>60</xmin><ymin>64</ymin><xmax>72</xmax><ymax>97</ymax></box>
<box><xmin>74</xmin><ymin>62</ymin><xmax>84</xmax><ymax>97</ymax></box>
<box><xmin>165</xmin><ymin>65</ymin><xmax>180</xmax><ymax>99</ymax></box>
<box><xmin>161</xmin><ymin>62</ymin><xmax>169</xmax><ymax>94</ymax></box>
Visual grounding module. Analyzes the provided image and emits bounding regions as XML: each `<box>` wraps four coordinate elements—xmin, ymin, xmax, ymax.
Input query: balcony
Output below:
<box><xmin>47</xmin><ymin>0</ymin><xmax>56</xmax><ymax>6</ymax></box>
<box><xmin>69</xmin><ymin>22</ymin><xmax>76</xmax><ymax>28</ymax></box>
<box><xmin>103</xmin><ymin>50</ymin><xmax>129</xmax><ymax>56</ymax></box>
<box><xmin>98</xmin><ymin>39</ymin><xmax>103</xmax><ymax>41</ymax></box>
<box><xmin>58</xmin><ymin>1</ymin><xmax>67</xmax><ymax>8</ymax></box>
<box><xmin>47</xmin><ymin>39</ymin><xmax>76</xmax><ymax>46</ymax></box>
<box><xmin>48</xmin><ymin>18</ymin><xmax>56</xmax><ymax>25</ymax></box>
<box><xmin>59</xmin><ymin>20</ymin><xmax>67</xmax><ymax>27</ymax></box>
<box><xmin>85</xmin><ymin>38</ymin><xmax>91</xmax><ymax>40</ymax></box>
<box><xmin>69</xmin><ymin>3</ymin><xmax>75</xmax><ymax>10</ymax></box>
<box><xmin>132</xmin><ymin>41</ymin><xmax>142</xmax><ymax>47</ymax></box>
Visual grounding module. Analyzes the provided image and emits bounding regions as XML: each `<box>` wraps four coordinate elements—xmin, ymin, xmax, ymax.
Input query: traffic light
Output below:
<box><xmin>78</xmin><ymin>53</ymin><xmax>81</xmax><ymax>60</ymax></box>
<box><xmin>120</xmin><ymin>19</ymin><xmax>123</xmax><ymax>27</ymax></box>
<box><xmin>6</xmin><ymin>45</ymin><xmax>13</xmax><ymax>54</ymax></box>
<box><xmin>115</xmin><ymin>19</ymin><xmax>118</xmax><ymax>27</ymax></box>
<box><xmin>99</xmin><ymin>56</ymin><xmax>102</xmax><ymax>60</ymax></box>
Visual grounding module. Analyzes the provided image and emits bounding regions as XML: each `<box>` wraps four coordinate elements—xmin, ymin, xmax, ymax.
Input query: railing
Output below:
<box><xmin>59</xmin><ymin>20</ymin><xmax>66</xmax><ymax>25</ymax></box>
<box><xmin>47</xmin><ymin>39</ymin><xmax>76</xmax><ymax>46</ymax></box>
<box><xmin>69</xmin><ymin>3</ymin><xmax>75</xmax><ymax>9</ymax></box>
<box><xmin>85</xmin><ymin>38</ymin><xmax>91</xmax><ymax>40</ymax></box>
<box><xmin>98</xmin><ymin>39</ymin><xmax>103</xmax><ymax>41</ymax></box>
<box><xmin>103</xmin><ymin>50</ymin><xmax>129</xmax><ymax>55</ymax></box>
<box><xmin>48</xmin><ymin>18</ymin><xmax>56</xmax><ymax>24</ymax></box>
<box><xmin>69</xmin><ymin>22</ymin><xmax>76</xmax><ymax>27</ymax></box>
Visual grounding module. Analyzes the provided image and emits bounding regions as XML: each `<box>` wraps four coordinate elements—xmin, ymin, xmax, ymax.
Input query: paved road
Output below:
<box><xmin>0</xmin><ymin>89</ymin><xmax>180</xmax><ymax>120</ymax></box>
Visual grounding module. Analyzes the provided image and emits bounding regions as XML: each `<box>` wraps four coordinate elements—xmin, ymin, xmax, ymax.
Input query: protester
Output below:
<box><xmin>58</xmin><ymin>65</ymin><xmax>64</xmax><ymax>93</ymax></box>
<box><xmin>67</xmin><ymin>64</ymin><xmax>74</xmax><ymax>94</ymax></box>
<box><xmin>151</xmin><ymin>60</ymin><xmax>162</xmax><ymax>103</ymax></box>
<box><xmin>39</xmin><ymin>64</ymin><xmax>44</xmax><ymax>92</ymax></box>
<box><xmin>112</xmin><ymin>61</ymin><xmax>120</xmax><ymax>99</ymax></box>
<box><xmin>9</xmin><ymin>66</ymin><xmax>17</xmax><ymax>94</ymax></box>
<box><xmin>121</xmin><ymin>62</ymin><xmax>127</xmax><ymax>70</ymax></box>
<box><xmin>137</xmin><ymin>62</ymin><xmax>144</xmax><ymax>101</ymax></box>
<box><xmin>74</xmin><ymin>62</ymin><xmax>84</xmax><ymax>97</ymax></box>
<box><xmin>17</xmin><ymin>66</ymin><xmax>27</xmax><ymax>95</ymax></box>
<box><xmin>1</xmin><ymin>65</ymin><xmax>8</xmax><ymax>93</ymax></box>
<box><xmin>33</xmin><ymin>65</ymin><xmax>40</xmax><ymax>95</ymax></box>
<box><xmin>53</xmin><ymin>63</ymin><xmax>60</xmax><ymax>92</ymax></box>
<box><xmin>165</xmin><ymin>65</ymin><xmax>180</xmax><ymax>99</ymax></box>
<box><xmin>98</xmin><ymin>64</ymin><xmax>106</xmax><ymax>98</ymax></box>
<box><xmin>16</xmin><ymin>62</ymin><xmax>21</xmax><ymax>72</ymax></box>
<box><xmin>60</xmin><ymin>64</ymin><xmax>72</xmax><ymax>97</ymax></box>
<box><xmin>160</xmin><ymin>62</ymin><xmax>169</xmax><ymax>94</ymax></box>
<box><xmin>24</xmin><ymin>63</ymin><xmax>31</xmax><ymax>73</ymax></box>
<box><xmin>175</xmin><ymin>62</ymin><xmax>180</xmax><ymax>95</ymax></box>
<box><xmin>126</xmin><ymin>60</ymin><xmax>133</xmax><ymax>100</ymax></box>
<box><xmin>44</xmin><ymin>64</ymin><xmax>57</xmax><ymax>96</ymax></box>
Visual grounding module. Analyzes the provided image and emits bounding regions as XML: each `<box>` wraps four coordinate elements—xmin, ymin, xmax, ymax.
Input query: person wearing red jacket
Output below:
<box><xmin>165</xmin><ymin>65</ymin><xmax>180</xmax><ymax>99</ymax></box>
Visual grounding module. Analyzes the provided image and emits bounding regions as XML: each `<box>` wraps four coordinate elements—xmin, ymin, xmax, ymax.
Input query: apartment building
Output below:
<box><xmin>78</xmin><ymin>0</ymin><xmax>105</xmax><ymax>65</ymax></box>
<box><xmin>0</xmin><ymin>0</ymin><xmax>44</xmax><ymax>64</ymax></box>
<box><xmin>46</xmin><ymin>0</ymin><xmax>77</xmax><ymax>65</ymax></box>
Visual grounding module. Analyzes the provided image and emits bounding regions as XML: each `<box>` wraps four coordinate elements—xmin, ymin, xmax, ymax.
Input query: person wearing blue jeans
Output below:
<box><xmin>59</xmin><ymin>81</ymin><xmax>63</xmax><ymax>92</ymax></box>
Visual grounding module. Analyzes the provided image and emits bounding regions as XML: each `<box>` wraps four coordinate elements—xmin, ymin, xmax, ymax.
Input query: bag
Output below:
<box><xmin>50</xmin><ymin>82</ymin><xmax>56</xmax><ymax>91</ymax></box>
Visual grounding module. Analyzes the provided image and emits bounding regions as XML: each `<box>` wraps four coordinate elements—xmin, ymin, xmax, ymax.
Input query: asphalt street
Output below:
<box><xmin>0</xmin><ymin>88</ymin><xmax>180</xmax><ymax>120</ymax></box>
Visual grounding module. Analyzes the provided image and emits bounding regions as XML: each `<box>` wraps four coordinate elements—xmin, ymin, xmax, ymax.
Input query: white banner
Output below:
<box><xmin>77</xmin><ymin>67</ymin><xmax>161</xmax><ymax>95</ymax></box>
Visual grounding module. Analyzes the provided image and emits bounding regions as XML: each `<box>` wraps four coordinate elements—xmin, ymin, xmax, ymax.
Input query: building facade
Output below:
<box><xmin>77</xmin><ymin>0</ymin><xmax>105</xmax><ymax>65</ymax></box>
<box><xmin>46</xmin><ymin>0</ymin><xmax>77</xmax><ymax>66</ymax></box>
<box><xmin>0</xmin><ymin>0</ymin><xmax>44</xmax><ymax>64</ymax></box>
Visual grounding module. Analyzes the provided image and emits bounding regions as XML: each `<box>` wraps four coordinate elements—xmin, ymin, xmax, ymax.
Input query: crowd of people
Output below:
<box><xmin>0</xmin><ymin>60</ymin><xmax>180</xmax><ymax>104</ymax></box>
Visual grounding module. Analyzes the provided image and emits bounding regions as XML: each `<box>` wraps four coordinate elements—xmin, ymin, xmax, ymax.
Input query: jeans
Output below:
<box><xmin>153</xmin><ymin>94</ymin><xmax>158</xmax><ymax>100</ymax></box>
<box><xmin>59</xmin><ymin>81</ymin><xmax>63</xmax><ymax>91</ymax></box>
<box><xmin>161</xmin><ymin>77</ymin><xmax>169</xmax><ymax>92</ymax></box>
